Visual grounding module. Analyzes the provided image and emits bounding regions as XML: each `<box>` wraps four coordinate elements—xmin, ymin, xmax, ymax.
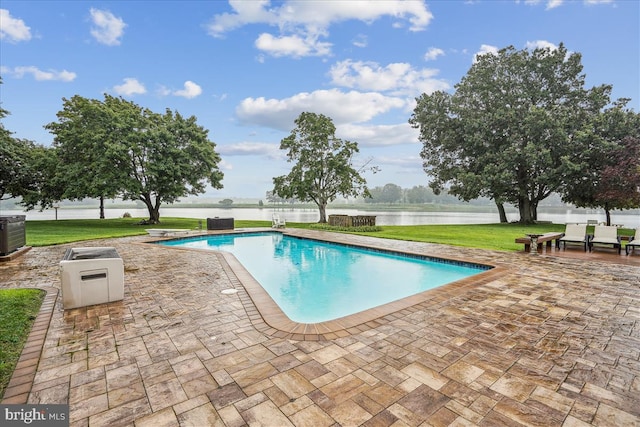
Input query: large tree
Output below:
<box><xmin>103</xmin><ymin>95</ymin><xmax>224</xmax><ymax>223</ymax></box>
<box><xmin>410</xmin><ymin>44</ymin><xmax>611</xmax><ymax>223</ymax></box>
<box><xmin>273</xmin><ymin>112</ymin><xmax>374</xmax><ymax>223</ymax></box>
<box><xmin>46</xmin><ymin>94</ymin><xmax>224</xmax><ymax>223</ymax></box>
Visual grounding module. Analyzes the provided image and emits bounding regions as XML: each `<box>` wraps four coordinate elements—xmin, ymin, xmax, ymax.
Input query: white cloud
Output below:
<box><xmin>206</xmin><ymin>1</ymin><xmax>432</xmax><ymax>57</ymax></box>
<box><xmin>208</xmin><ymin>0</ymin><xmax>432</xmax><ymax>35</ymax></box>
<box><xmin>2</xmin><ymin>66</ymin><xmax>76</xmax><ymax>81</ymax></box>
<box><xmin>236</xmin><ymin>89</ymin><xmax>406</xmax><ymax>131</ymax></box>
<box><xmin>375</xmin><ymin>154</ymin><xmax>423</xmax><ymax>168</ymax></box>
<box><xmin>525</xmin><ymin>40</ymin><xmax>558</xmax><ymax>51</ymax></box>
<box><xmin>523</xmin><ymin>0</ymin><xmax>560</xmax><ymax>7</ymax></box>
<box><xmin>156</xmin><ymin>85</ymin><xmax>172</xmax><ymax>97</ymax></box>
<box><xmin>255</xmin><ymin>33</ymin><xmax>331</xmax><ymax>57</ymax></box>
<box><xmin>523</xmin><ymin>0</ymin><xmax>613</xmax><ymax>9</ymax></box>
<box><xmin>352</xmin><ymin>34</ymin><xmax>367</xmax><ymax>48</ymax></box>
<box><xmin>218</xmin><ymin>159</ymin><xmax>233</xmax><ymax>171</ymax></box>
<box><xmin>546</xmin><ymin>0</ymin><xmax>563</xmax><ymax>9</ymax></box>
<box><xmin>424</xmin><ymin>47</ymin><xmax>445</xmax><ymax>61</ymax></box>
<box><xmin>89</xmin><ymin>8</ymin><xmax>126</xmax><ymax>46</ymax></box>
<box><xmin>0</xmin><ymin>9</ymin><xmax>31</xmax><ymax>42</ymax></box>
<box><xmin>218</xmin><ymin>142</ymin><xmax>282</xmax><ymax>158</ymax></box>
<box><xmin>113</xmin><ymin>78</ymin><xmax>146</xmax><ymax>96</ymax></box>
<box><xmin>473</xmin><ymin>44</ymin><xmax>499</xmax><ymax>63</ymax></box>
<box><xmin>173</xmin><ymin>81</ymin><xmax>202</xmax><ymax>98</ymax></box>
<box><xmin>337</xmin><ymin>123</ymin><xmax>420</xmax><ymax>147</ymax></box>
<box><xmin>329</xmin><ymin>59</ymin><xmax>449</xmax><ymax>96</ymax></box>
<box><xmin>206</xmin><ymin>0</ymin><xmax>278</xmax><ymax>37</ymax></box>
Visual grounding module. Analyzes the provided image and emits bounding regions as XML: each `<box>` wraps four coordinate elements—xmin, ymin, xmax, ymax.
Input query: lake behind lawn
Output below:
<box><xmin>3</xmin><ymin>206</ymin><xmax>640</xmax><ymax>228</ymax></box>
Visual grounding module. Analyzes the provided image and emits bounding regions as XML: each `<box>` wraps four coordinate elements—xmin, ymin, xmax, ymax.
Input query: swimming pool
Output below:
<box><xmin>158</xmin><ymin>232</ymin><xmax>491</xmax><ymax>323</ymax></box>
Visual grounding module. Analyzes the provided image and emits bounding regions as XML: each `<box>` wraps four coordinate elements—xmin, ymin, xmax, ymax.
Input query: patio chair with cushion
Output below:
<box><xmin>589</xmin><ymin>225</ymin><xmax>621</xmax><ymax>254</ymax></box>
<box><xmin>625</xmin><ymin>228</ymin><xmax>640</xmax><ymax>255</ymax></box>
<box><xmin>558</xmin><ymin>223</ymin><xmax>588</xmax><ymax>251</ymax></box>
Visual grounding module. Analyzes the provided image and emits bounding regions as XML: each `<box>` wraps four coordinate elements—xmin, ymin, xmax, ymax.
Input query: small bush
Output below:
<box><xmin>122</xmin><ymin>212</ymin><xmax>132</xmax><ymax>218</ymax></box>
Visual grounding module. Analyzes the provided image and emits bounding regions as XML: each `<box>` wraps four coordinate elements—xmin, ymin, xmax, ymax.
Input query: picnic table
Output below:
<box><xmin>515</xmin><ymin>232</ymin><xmax>564</xmax><ymax>252</ymax></box>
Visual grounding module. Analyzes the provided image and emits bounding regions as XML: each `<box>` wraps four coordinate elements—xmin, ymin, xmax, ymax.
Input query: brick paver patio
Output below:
<box><xmin>1</xmin><ymin>229</ymin><xmax>639</xmax><ymax>426</ymax></box>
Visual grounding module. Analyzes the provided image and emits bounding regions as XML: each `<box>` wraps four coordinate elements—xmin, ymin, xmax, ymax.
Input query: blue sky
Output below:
<box><xmin>1</xmin><ymin>0</ymin><xmax>638</xmax><ymax>200</ymax></box>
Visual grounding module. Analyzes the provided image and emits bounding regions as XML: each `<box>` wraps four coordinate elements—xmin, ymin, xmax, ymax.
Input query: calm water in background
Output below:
<box><xmin>2</xmin><ymin>206</ymin><xmax>639</xmax><ymax>228</ymax></box>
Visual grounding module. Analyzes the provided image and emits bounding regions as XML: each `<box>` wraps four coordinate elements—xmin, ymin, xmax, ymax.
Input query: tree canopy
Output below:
<box><xmin>559</xmin><ymin>100</ymin><xmax>640</xmax><ymax>224</ymax></box>
<box><xmin>43</xmin><ymin>95</ymin><xmax>123</xmax><ymax>217</ymax></box>
<box><xmin>0</xmin><ymin>136</ymin><xmax>41</xmax><ymax>202</ymax></box>
<box><xmin>44</xmin><ymin>94</ymin><xmax>224</xmax><ymax>223</ymax></box>
<box><xmin>1</xmin><ymin>78</ymin><xmax>48</xmax><ymax>203</ymax></box>
<box><xmin>410</xmin><ymin>43</ymin><xmax>612</xmax><ymax>223</ymax></box>
<box><xmin>273</xmin><ymin>112</ymin><xmax>374</xmax><ymax>223</ymax></box>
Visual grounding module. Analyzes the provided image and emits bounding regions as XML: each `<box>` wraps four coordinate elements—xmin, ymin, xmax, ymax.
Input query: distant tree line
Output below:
<box><xmin>366</xmin><ymin>184</ymin><xmax>485</xmax><ymax>205</ymax></box>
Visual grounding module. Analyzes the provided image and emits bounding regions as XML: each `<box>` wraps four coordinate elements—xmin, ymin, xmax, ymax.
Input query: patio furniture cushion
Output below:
<box><xmin>589</xmin><ymin>225</ymin><xmax>621</xmax><ymax>254</ymax></box>
<box><xmin>559</xmin><ymin>224</ymin><xmax>588</xmax><ymax>251</ymax></box>
<box><xmin>626</xmin><ymin>228</ymin><xmax>640</xmax><ymax>255</ymax></box>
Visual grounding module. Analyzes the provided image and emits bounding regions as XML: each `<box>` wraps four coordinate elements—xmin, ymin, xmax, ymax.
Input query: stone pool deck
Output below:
<box><xmin>1</xmin><ymin>229</ymin><xmax>639</xmax><ymax>426</ymax></box>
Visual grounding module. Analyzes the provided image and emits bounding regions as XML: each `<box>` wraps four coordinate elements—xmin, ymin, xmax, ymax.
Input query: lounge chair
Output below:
<box><xmin>272</xmin><ymin>214</ymin><xmax>286</xmax><ymax>228</ymax></box>
<box><xmin>625</xmin><ymin>228</ymin><xmax>640</xmax><ymax>255</ymax></box>
<box><xmin>589</xmin><ymin>225</ymin><xmax>621</xmax><ymax>254</ymax></box>
<box><xmin>558</xmin><ymin>224</ymin><xmax>588</xmax><ymax>251</ymax></box>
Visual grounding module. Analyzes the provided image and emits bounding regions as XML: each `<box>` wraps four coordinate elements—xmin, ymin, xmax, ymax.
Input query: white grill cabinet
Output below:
<box><xmin>60</xmin><ymin>247</ymin><xmax>124</xmax><ymax>309</ymax></box>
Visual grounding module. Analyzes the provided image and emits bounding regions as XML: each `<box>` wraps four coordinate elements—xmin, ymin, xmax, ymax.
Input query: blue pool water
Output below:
<box><xmin>159</xmin><ymin>232</ymin><xmax>489</xmax><ymax>323</ymax></box>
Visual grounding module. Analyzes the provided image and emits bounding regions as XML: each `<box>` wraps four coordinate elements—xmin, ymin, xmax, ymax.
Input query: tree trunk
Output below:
<box><xmin>149</xmin><ymin>206</ymin><xmax>160</xmax><ymax>224</ymax></box>
<box><xmin>495</xmin><ymin>201</ymin><xmax>508</xmax><ymax>223</ymax></box>
<box><xmin>318</xmin><ymin>202</ymin><xmax>327</xmax><ymax>223</ymax></box>
<box><xmin>605</xmin><ymin>208</ymin><xmax>611</xmax><ymax>226</ymax></box>
<box><xmin>518</xmin><ymin>198</ymin><xmax>534</xmax><ymax>224</ymax></box>
<box><xmin>531</xmin><ymin>200</ymin><xmax>538</xmax><ymax>222</ymax></box>
<box><xmin>99</xmin><ymin>195</ymin><xmax>105</xmax><ymax>219</ymax></box>
<box><xmin>141</xmin><ymin>194</ymin><xmax>161</xmax><ymax>224</ymax></box>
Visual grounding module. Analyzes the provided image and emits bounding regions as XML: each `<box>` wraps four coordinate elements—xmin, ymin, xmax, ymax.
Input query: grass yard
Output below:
<box><xmin>25</xmin><ymin>217</ymin><xmax>635</xmax><ymax>251</ymax></box>
<box><xmin>353</xmin><ymin>223</ymin><xmax>572</xmax><ymax>251</ymax></box>
<box><xmin>0</xmin><ymin>288</ymin><xmax>45</xmax><ymax>399</ymax></box>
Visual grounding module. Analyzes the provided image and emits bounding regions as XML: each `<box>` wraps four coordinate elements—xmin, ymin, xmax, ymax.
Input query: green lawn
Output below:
<box><xmin>25</xmin><ymin>217</ymin><xmax>634</xmax><ymax>252</ymax></box>
<box><xmin>0</xmin><ymin>289</ymin><xmax>45</xmax><ymax>399</ymax></box>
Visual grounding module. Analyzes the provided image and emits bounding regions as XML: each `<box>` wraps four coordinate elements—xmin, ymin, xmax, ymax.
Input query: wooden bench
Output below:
<box><xmin>515</xmin><ymin>232</ymin><xmax>564</xmax><ymax>252</ymax></box>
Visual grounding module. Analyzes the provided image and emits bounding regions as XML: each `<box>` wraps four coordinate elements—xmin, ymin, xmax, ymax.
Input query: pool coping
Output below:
<box><xmin>143</xmin><ymin>229</ymin><xmax>506</xmax><ymax>341</ymax></box>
